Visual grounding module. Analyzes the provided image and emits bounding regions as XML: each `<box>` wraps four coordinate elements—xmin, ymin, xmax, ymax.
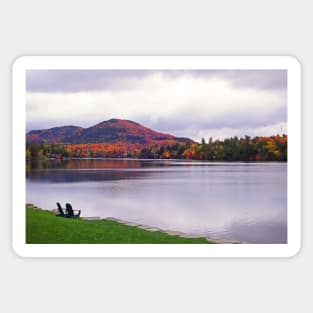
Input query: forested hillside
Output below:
<box><xmin>26</xmin><ymin>134</ymin><xmax>287</xmax><ymax>161</ymax></box>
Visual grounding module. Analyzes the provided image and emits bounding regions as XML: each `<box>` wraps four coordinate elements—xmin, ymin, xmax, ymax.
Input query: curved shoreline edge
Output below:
<box><xmin>26</xmin><ymin>203</ymin><xmax>244</xmax><ymax>244</ymax></box>
<box><xmin>101</xmin><ymin>216</ymin><xmax>241</xmax><ymax>244</ymax></box>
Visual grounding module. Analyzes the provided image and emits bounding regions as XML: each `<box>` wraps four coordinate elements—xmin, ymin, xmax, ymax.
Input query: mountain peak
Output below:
<box><xmin>27</xmin><ymin>118</ymin><xmax>194</xmax><ymax>145</ymax></box>
<box><xmin>95</xmin><ymin>118</ymin><xmax>141</xmax><ymax>127</ymax></box>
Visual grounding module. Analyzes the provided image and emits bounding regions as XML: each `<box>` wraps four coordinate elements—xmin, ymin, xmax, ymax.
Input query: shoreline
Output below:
<box><xmin>102</xmin><ymin>216</ymin><xmax>242</xmax><ymax>244</ymax></box>
<box><xmin>26</xmin><ymin>203</ymin><xmax>242</xmax><ymax>244</ymax></box>
<box><xmin>27</xmin><ymin>156</ymin><xmax>287</xmax><ymax>163</ymax></box>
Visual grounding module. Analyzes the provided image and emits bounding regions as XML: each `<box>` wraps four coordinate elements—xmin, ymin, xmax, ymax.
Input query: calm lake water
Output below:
<box><xmin>26</xmin><ymin>159</ymin><xmax>287</xmax><ymax>243</ymax></box>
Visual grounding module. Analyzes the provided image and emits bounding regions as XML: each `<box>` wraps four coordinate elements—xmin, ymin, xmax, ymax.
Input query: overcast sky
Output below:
<box><xmin>26</xmin><ymin>69</ymin><xmax>287</xmax><ymax>141</ymax></box>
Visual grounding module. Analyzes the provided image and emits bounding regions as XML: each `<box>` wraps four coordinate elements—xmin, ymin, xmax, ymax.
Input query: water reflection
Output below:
<box><xmin>26</xmin><ymin>159</ymin><xmax>287</xmax><ymax>243</ymax></box>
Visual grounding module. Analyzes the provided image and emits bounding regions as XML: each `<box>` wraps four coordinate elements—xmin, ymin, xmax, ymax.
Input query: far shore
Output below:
<box><xmin>27</xmin><ymin>156</ymin><xmax>287</xmax><ymax>163</ymax></box>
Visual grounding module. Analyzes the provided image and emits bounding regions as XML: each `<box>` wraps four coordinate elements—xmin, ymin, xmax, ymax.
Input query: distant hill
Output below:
<box><xmin>26</xmin><ymin>118</ymin><xmax>193</xmax><ymax>145</ymax></box>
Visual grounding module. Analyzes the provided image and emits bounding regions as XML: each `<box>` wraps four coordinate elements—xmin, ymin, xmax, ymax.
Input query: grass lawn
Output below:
<box><xmin>26</xmin><ymin>206</ymin><xmax>214</xmax><ymax>244</ymax></box>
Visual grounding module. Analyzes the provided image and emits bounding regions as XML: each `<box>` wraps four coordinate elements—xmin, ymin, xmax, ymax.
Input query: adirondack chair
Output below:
<box><xmin>56</xmin><ymin>202</ymin><xmax>66</xmax><ymax>217</ymax></box>
<box><xmin>65</xmin><ymin>203</ymin><xmax>81</xmax><ymax>218</ymax></box>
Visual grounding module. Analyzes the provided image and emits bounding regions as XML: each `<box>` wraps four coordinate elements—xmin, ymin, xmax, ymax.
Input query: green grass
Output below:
<box><xmin>26</xmin><ymin>206</ymin><xmax>214</xmax><ymax>244</ymax></box>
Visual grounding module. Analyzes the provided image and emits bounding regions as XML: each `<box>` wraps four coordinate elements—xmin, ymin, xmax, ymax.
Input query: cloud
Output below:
<box><xmin>27</xmin><ymin>69</ymin><xmax>287</xmax><ymax>92</ymax></box>
<box><xmin>26</xmin><ymin>70</ymin><xmax>154</xmax><ymax>93</ymax></box>
<box><xmin>26</xmin><ymin>70</ymin><xmax>287</xmax><ymax>141</ymax></box>
<box><xmin>203</xmin><ymin>70</ymin><xmax>287</xmax><ymax>90</ymax></box>
<box><xmin>174</xmin><ymin>122</ymin><xmax>288</xmax><ymax>141</ymax></box>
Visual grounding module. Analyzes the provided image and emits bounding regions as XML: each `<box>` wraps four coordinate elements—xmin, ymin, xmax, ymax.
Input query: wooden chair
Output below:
<box><xmin>65</xmin><ymin>203</ymin><xmax>81</xmax><ymax>218</ymax></box>
<box><xmin>56</xmin><ymin>202</ymin><xmax>66</xmax><ymax>217</ymax></box>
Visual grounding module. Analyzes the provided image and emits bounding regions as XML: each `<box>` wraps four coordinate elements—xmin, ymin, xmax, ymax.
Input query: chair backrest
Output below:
<box><xmin>56</xmin><ymin>202</ymin><xmax>65</xmax><ymax>215</ymax></box>
<box><xmin>65</xmin><ymin>203</ymin><xmax>74</xmax><ymax>217</ymax></box>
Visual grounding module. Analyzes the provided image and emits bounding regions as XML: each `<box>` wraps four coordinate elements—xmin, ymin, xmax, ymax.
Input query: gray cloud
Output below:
<box><xmin>26</xmin><ymin>69</ymin><xmax>287</xmax><ymax>140</ymax></box>
<box><xmin>27</xmin><ymin>69</ymin><xmax>287</xmax><ymax>93</ymax></box>
<box><xmin>208</xmin><ymin>70</ymin><xmax>287</xmax><ymax>90</ymax></box>
<box><xmin>26</xmin><ymin>70</ymin><xmax>149</xmax><ymax>93</ymax></box>
<box><xmin>136</xmin><ymin>103</ymin><xmax>286</xmax><ymax>136</ymax></box>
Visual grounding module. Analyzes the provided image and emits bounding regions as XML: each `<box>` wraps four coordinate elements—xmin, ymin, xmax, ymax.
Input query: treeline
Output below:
<box><xmin>26</xmin><ymin>134</ymin><xmax>287</xmax><ymax>162</ymax></box>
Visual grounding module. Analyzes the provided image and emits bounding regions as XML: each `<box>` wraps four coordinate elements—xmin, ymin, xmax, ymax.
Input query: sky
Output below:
<box><xmin>26</xmin><ymin>69</ymin><xmax>287</xmax><ymax>141</ymax></box>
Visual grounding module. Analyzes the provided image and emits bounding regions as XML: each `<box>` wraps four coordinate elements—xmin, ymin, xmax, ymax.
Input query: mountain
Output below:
<box><xmin>26</xmin><ymin>126</ymin><xmax>83</xmax><ymax>143</ymax></box>
<box><xmin>26</xmin><ymin>119</ymin><xmax>193</xmax><ymax>145</ymax></box>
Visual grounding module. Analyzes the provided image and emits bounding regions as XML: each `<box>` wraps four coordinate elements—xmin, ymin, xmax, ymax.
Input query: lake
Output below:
<box><xmin>26</xmin><ymin>159</ymin><xmax>287</xmax><ymax>243</ymax></box>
